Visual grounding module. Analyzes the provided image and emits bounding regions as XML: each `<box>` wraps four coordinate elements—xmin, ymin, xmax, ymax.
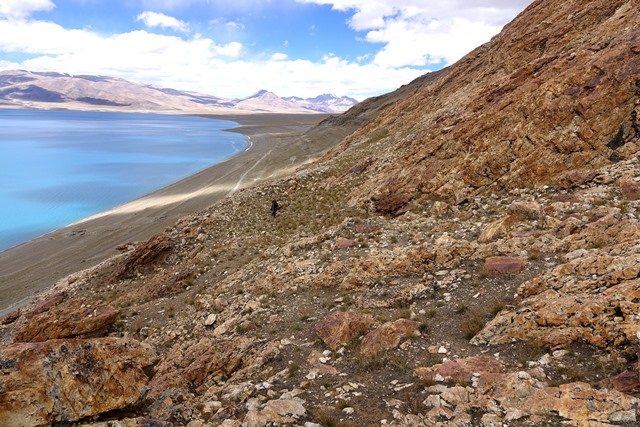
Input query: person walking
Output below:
<box><xmin>271</xmin><ymin>199</ymin><xmax>279</xmax><ymax>217</ymax></box>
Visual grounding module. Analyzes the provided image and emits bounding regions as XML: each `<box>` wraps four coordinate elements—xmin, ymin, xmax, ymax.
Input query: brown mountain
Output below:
<box><xmin>1</xmin><ymin>0</ymin><xmax>640</xmax><ymax>426</ymax></box>
<box><xmin>324</xmin><ymin>0</ymin><xmax>639</xmax><ymax>213</ymax></box>
<box><xmin>0</xmin><ymin>70</ymin><xmax>357</xmax><ymax>113</ymax></box>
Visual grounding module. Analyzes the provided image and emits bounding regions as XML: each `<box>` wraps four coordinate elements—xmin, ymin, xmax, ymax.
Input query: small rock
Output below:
<box><xmin>204</xmin><ymin>313</ymin><xmax>218</xmax><ymax>326</ymax></box>
<box><xmin>482</xmin><ymin>256</ymin><xmax>525</xmax><ymax>273</ymax></box>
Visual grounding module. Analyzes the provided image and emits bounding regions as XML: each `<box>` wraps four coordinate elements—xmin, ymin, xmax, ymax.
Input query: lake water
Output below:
<box><xmin>0</xmin><ymin>109</ymin><xmax>248</xmax><ymax>252</ymax></box>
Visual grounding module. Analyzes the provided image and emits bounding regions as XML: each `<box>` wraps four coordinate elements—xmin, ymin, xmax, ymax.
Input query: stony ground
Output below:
<box><xmin>2</xmin><ymin>146</ymin><xmax>640</xmax><ymax>427</ymax></box>
<box><xmin>1</xmin><ymin>1</ymin><xmax>639</xmax><ymax>424</ymax></box>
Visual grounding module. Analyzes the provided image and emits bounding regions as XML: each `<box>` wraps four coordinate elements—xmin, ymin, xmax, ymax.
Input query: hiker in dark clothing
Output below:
<box><xmin>271</xmin><ymin>200</ymin><xmax>279</xmax><ymax>216</ymax></box>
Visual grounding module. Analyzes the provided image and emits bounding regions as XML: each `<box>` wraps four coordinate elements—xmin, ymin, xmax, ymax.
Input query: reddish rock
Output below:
<box><xmin>0</xmin><ymin>337</ymin><xmax>158</xmax><ymax>427</ymax></box>
<box><xmin>24</xmin><ymin>292</ymin><xmax>66</xmax><ymax>318</ymax></box>
<box><xmin>507</xmin><ymin>201</ymin><xmax>542</xmax><ymax>220</ymax></box>
<box><xmin>472</xmin><ymin>249</ymin><xmax>640</xmax><ymax>357</ymax></box>
<box><xmin>1</xmin><ymin>309</ymin><xmax>20</xmax><ymax>325</ymax></box>
<box><xmin>360</xmin><ymin>319</ymin><xmax>421</xmax><ymax>357</ymax></box>
<box><xmin>353</xmin><ymin>222</ymin><xmax>380</xmax><ymax>234</ymax></box>
<box><xmin>556</xmin><ymin>169</ymin><xmax>597</xmax><ymax>189</ymax></box>
<box><xmin>335</xmin><ymin>238</ymin><xmax>356</xmax><ymax>249</ymax></box>
<box><xmin>415</xmin><ymin>355</ymin><xmax>505</xmax><ymax>385</ymax></box>
<box><xmin>601</xmin><ymin>370</ymin><xmax>640</xmax><ymax>396</ymax></box>
<box><xmin>482</xmin><ymin>256</ymin><xmax>526</xmax><ymax>273</ymax></box>
<box><xmin>15</xmin><ymin>299</ymin><xmax>118</xmax><ymax>343</ymax></box>
<box><xmin>315</xmin><ymin>310</ymin><xmax>378</xmax><ymax>350</ymax></box>
<box><xmin>148</xmin><ymin>337</ymin><xmax>255</xmax><ymax>399</ymax></box>
<box><xmin>110</xmin><ymin>233</ymin><xmax>173</xmax><ymax>281</ymax></box>
<box><xmin>620</xmin><ymin>178</ymin><xmax>640</xmax><ymax>200</ymax></box>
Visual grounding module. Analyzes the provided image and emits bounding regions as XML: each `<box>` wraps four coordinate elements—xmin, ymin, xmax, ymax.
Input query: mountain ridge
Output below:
<box><xmin>0</xmin><ymin>70</ymin><xmax>358</xmax><ymax>114</ymax></box>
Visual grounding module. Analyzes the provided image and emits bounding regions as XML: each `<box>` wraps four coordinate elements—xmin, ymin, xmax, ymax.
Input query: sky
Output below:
<box><xmin>0</xmin><ymin>0</ymin><xmax>534</xmax><ymax>100</ymax></box>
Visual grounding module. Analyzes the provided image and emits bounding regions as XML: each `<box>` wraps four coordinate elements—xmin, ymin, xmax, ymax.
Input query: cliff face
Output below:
<box><xmin>328</xmin><ymin>0</ymin><xmax>639</xmax><ymax>212</ymax></box>
<box><xmin>1</xmin><ymin>0</ymin><xmax>640</xmax><ymax>426</ymax></box>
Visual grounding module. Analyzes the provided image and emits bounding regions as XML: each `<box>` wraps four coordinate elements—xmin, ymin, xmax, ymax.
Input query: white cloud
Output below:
<box><xmin>0</xmin><ymin>15</ymin><xmax>423</xmax><ymax>100</ymax></box>
<box><xmin>224</xmin><ymin>21</ymin><xmax>245</xmax><ymax>30</ymax></box>
<box><xmin>0</xmin><ymin>0</ymin><xmax>55</xmax><ymax>19</ymax></box>
<box><xmin>136</xmin><ymin>11</ymin><xmax>190</xmax><ymax>32</ymax></box>
<box><xmin>0</xmin><ymin>0</ymin><xmax>533</xmax><ymax>100</ymax></box>
<box><xmin>270</xmin><ymin>52</ymin><xmax>288</xmax><ymax>61</ymax></box>
<box><xmin>296</xmin><ymin>0</ymin><xmax>532</xmax><ymax>66</ymax></box>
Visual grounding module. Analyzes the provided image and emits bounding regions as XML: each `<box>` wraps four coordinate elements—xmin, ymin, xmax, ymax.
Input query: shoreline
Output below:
<box><xmin>0</xmin><ymin>113</ymin><xmax>331</xmax><ymax>315</ymax></box>
<box><xmin>0</xmin><ymin>115</ymin><xmax>248</xmax><ymax>255</ymax></box>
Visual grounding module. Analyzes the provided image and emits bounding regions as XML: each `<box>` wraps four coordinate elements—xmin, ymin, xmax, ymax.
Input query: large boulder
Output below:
<box><xmin>0</xmin><ymin>337</ymin><xmax>158</xmax><ymax>427</ymax></box>
<box><xmin>15</xmin><ymin>298</ymin><xmax>118</xmax><ymax>342</ymax></box>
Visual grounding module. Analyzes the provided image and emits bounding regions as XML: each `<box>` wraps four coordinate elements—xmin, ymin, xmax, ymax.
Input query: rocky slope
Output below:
<box><xmin>327</xmin><ymin>0</ymin><xmax>640</xmax><ymax>212</ymax></box>
<box><xmin>1</xmin><ymin>0</ymin><xmax>640</xmax><ymax>426</ymax></box>
<box><xmin>0</xmin><ymin>70</ymin><xmax>357</xmax><ymax>113</ymax></box>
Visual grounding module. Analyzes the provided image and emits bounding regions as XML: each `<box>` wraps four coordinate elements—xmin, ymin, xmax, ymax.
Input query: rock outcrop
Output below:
<box><xmin>0</xmin><ymin>338</ymin><xmax>158</xmax><ymax>427</ymax></box>
<box><xmin>15</xmin><ymin>298</ymin><xmax>118</xmax><ymax>342</ymax></box>
<box><xmin>110</xmin><ymin>233</ymin><xmax>174</xmax><ymax>281</ymax></box>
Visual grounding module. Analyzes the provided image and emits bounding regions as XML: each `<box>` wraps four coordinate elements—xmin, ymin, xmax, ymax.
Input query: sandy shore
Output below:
<box><xmin>0</xmin><ymin>113</ymin><xmax>331</xmax><ymax>315</ymax></box>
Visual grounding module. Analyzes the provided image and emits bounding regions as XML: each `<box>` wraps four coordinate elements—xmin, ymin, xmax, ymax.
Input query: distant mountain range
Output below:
<box><xmin>0</xmin><ymin>70</ymin><xmax>358</xmax><ymax>114</ymax></box>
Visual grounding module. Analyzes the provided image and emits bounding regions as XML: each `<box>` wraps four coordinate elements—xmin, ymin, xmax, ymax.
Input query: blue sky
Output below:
<box><xmin>0</xmin><ymin>0</ymin><xmax>533</xmax><ymax>99</ymax></box>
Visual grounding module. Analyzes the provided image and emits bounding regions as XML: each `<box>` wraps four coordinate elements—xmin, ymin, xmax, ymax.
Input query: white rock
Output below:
<box><xmin>342</xmin><ymin>407</ymin><xmax>355</xmax><ymax>415</ymax></box>
<box><xmin>204</xmin><ymin>313</ymin><xmax>218</xmax><ymax>326</ymax></box>
<box><xmin>438</xmin><ymin>346</ymin><xmax>448</xmax><ymax>354</ymax></box>
<box><xmin>552</xmin><ymin>350</ymin><xmax>569</xmax><ymax>358</ymax></box>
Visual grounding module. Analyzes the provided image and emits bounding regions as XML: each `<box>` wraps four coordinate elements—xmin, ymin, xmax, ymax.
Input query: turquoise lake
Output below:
<box><xmin>0</xmin><ymin>109</ymin><xmax>248</xmax><ymax>252</ymax></box>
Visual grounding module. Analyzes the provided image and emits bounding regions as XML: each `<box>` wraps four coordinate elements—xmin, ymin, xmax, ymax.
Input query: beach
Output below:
<box><xmin>0</xmin><ymin>113</ymin><xmax>332</xmax><ymax>315</ymax></box>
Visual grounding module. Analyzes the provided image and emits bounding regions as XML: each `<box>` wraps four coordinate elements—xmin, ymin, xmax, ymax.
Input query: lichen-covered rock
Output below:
<box><xmin>360</xmin><ymin>319</ymin><xmax>421</xmax><ymax>357</ymax></box>
<box><xmin>0</xmin><ymin>337</ymin><xmax>158</xmax><ymax>427</ymax></box>
<box><xmin>14</xmin><ymin>298</ymin><xmax>118</xmax><ymax>342</ymax></box>
<box><xmin>472</xmin><ymin>247</ymin><xmax>640</xmax><ymax>356</ymax></box>
<box><xmin>243</xmin><ymin>399</ymin><xmax>306</xmax><ymax>427</ymax></box>
<box><xmin>315</xmin><ymin>310</ymin><xmax>378</xmax><ymax>350</ymax></box>
<box><xmin>415</xmin><ymin>355</ymin><xmax>506</xmax><ymax>385</ymax></box>
<box><xmin>148</xmin><ymin>337</ymin><xmax>255</xmax><ymax>399</ymax></box>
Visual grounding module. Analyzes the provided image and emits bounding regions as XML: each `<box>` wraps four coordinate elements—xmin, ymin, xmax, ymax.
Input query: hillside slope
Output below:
<box><xmin>1</xmin><ymin>0</ymin><xmax>640</xmax><ymax>426</ymax></box>
<box><xmin>326</xmin><ymin>0</ymin><xmax>639</xmax><ymax>213</ymax></box>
